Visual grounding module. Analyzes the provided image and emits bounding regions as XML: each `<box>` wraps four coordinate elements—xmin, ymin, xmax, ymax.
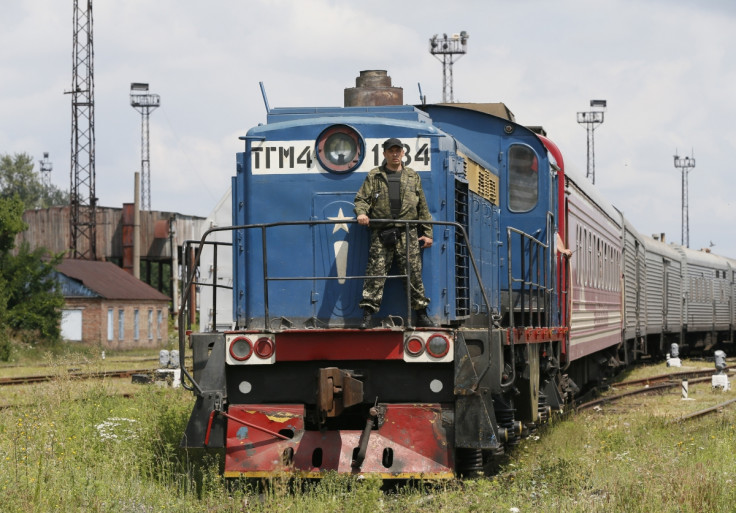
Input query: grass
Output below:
<box><xmin>1</xmin><ymin>353</ymin><xmax>735</xmax><ymax>512</ymax></box>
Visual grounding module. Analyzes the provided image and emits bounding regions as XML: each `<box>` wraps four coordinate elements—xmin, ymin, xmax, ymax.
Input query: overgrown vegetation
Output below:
<box><xmin>0</xmin><ymin>154</ymin><xmax>67</xmax><ymax>361</ymax></box>
<box><xmin>1</xmin><ymin>355</ymin><xmax>735</xmax><ymax>512</ymax></box>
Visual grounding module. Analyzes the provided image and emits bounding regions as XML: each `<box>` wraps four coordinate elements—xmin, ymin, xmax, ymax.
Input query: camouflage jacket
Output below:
<box><xmin>353</xmin><ymin>165</ymin><xmax>433</xmax><ymax>239</ymax></box>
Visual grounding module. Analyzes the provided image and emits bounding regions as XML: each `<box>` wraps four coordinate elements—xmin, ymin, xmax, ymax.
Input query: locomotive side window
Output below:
<box><xmin>508</xmin><ymin>145</ymin><xmax>539</xmax><ymax>212</ymax></box>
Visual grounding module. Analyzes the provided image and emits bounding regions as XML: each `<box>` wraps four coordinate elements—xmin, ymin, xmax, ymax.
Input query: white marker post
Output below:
<box><xmin>681</xmin><ymin>379</ymin><xmax>689</xmax><ymax>400</ymax></box>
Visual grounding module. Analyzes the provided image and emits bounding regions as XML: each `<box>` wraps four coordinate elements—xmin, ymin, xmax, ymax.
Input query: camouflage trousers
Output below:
<box><xmin>359</xmin><ymin>227</ymin><xmax>430</xmax><ymax>313</ymax></box>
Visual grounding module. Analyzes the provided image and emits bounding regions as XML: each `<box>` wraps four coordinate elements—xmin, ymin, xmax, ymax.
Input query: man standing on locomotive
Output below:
<box><xmin>354</xmin><ymin>137</ymin><xmax>434</xmax><ymax>329</ymax></box>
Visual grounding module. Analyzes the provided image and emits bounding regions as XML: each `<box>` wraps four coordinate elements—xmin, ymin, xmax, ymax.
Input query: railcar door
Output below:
<box><xmin>500</xmin><ymin>139</ymin><xmax>555</xmax><ymax>328</ymax></box>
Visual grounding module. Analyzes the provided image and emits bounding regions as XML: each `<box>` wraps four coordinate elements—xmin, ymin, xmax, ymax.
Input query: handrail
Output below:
<box><xmin>501</xmin><ymin>226</ymin><xmax>552</xmax><ymax>391</ymax></box>
<box><xmin>178</xmin><ymin>218</ymin><xmax>493</xmax><ymax>396</ymax></box>
<box><xmin>181</xmin><ymin>239</ymin><xmax>234</xmax><ymax>333</ymax></box>
<box><xmin>506</xmin><ymin>226</ymin><xmax>552</xmax><ymax>332</ymax></box>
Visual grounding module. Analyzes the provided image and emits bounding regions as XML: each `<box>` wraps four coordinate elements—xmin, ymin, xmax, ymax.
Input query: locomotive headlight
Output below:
<box><xmin>229</xmin><ymin>337</ymin><xmax>253</xmax><ymax>361</ymax></box>
<box><xmin>403</xmin><ymin>332</ymin><xmax>453</xmax><ymax>363</ymax></box>
<box><xmin>325</xmin><ymin>133</ymin><xmax>356</xmax><ymax>165</ymax></box>
<box><xmin>426</xmin><ymin>334</ymin><xmax>451</xmax><ymax>359</ymax></box>
<box><xmin>227</xmin><ymin>334</ymin><xmax>276</xmax><ymax>365</ymax></box>
<box><xmin>316</xmin><ymin>124</ymin><xmax>364</xmax><ymax>173</ymax></box>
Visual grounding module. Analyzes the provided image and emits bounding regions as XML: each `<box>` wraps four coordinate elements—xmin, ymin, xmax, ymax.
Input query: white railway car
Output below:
<box><xmin>641</xmin><ymin>235</ymin><xmax>683</xmax><ymax>352</ymax></box>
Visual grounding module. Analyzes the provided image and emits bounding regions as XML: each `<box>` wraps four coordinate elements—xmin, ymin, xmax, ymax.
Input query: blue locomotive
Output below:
<box><xmin>178</xmin><ymin>70</ymin><xmax>733</xmax><ymax>478</ymax></box>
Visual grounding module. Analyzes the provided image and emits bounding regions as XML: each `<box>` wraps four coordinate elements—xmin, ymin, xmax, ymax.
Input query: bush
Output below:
<box><xmin>0</xmin><ymin>194</ymin><xmax>64</xmax><ymax>352</ymax></box>
<box><xmin>0</xmin><ymin>328</ymin><xmax>11</xmax><ymax>362</ymax></box>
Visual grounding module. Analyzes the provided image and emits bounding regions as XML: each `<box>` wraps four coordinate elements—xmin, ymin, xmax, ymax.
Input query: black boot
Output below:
<box><xmin>359</xmin><ymin>308</ymin><xmax>373</xmax><ymax>329</ymax></box>
<box><xmin>415</xmin><ymin>309</ymin><xmax>434</xmax><ymax>328</ymax></box>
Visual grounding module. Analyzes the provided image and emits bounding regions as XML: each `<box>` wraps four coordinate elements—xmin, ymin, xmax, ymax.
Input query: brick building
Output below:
<box><xmin>55</xmin><ymin>259</ymin><xmax>170</xmax><ymax>349</ymax></box>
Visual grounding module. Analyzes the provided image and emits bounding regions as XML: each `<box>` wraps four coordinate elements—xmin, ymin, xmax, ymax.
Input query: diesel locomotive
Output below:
<box><xmin>178</xmin><ymin>70</ymin><xmax>734</xmax><ymax>478</ymax></box>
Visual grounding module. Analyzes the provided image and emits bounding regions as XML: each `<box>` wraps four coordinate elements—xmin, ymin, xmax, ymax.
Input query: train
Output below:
<box><xmin>178</xmin><ymin>70</ymin><xmax>735</xmax><ymax>479</ymax></box>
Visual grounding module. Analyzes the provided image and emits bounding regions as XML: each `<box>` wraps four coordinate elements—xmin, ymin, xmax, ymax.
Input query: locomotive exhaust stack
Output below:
<box><xmin>344</xmin><ymin>70</ymin><xmax>403</xmax><ymax>107</ymax></box>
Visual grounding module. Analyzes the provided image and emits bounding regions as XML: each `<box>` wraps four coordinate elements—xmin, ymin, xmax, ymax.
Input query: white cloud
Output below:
<box><xmin>1</xmin><ymin>0</ymin><xmax>735</xmax><ymax>255</ymax></box>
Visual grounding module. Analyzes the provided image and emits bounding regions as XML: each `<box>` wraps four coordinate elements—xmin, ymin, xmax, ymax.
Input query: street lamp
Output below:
<box><xmin>429</xmin><ymin>31</ymin><xmax>469</xmax><ymax>103</ymax></box>
<box><xmin>130</xmin><ymin>82</ymin><xmax>161</xmax><ymax>211</ymax></box>
<box><xmin>577</xmin><ymin>99</ymin><xmax>607</xmax><ymax>185</ymax></box>
<box><xmin>673</xmin><ymin>151</ymin><xmax>696</xmax><ymax>247</ymax></box>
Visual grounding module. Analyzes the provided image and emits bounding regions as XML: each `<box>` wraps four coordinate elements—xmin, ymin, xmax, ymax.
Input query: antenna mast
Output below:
<box><xmin>69</xmin><ymin>0</ymin><xmax>97</xmax><ymax>260</ymax></box>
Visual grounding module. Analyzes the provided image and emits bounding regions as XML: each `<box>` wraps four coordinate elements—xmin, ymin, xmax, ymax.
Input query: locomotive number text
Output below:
<box><xmin>251</xmin><ymin>137</ymin><xmax>432</xmax><ymax>174</ymax></box>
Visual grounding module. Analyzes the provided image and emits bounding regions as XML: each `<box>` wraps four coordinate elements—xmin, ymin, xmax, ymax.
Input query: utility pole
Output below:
<box><xmin>68</xmin><ymin>0</ymin><xmax>97</xmax><ymax>260</ymax></box>
<box><xmin>674</xmin><ymin>151</ymin><xmax>696</xmax><ymax>248</ymax></box>
<box><xmin>130</xmin><ymin>83</ymin><xmax>160</xmax><ymax>211</ymax></box>
<box><xmin>577</xmin><ymin>99</ymin><xmax>607</xmax><ymax>185</ymax></box>
<box><xmin>429</xmin><ymin>32</ymin><xmax>469</xmax><ymax>103</ymax></box>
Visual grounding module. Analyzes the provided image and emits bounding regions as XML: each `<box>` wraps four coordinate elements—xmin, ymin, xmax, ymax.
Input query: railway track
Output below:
<box><xmin>0</xmin><ymin>369</ymin><xmax>146</xmax><ymax>386</ymax></box>
<box><xmin>612</xmin><ymin>367</ymin><xmax>734</xmax><ymax>388</ymax></box>
<box><xmin>577</xmin><ymin>368</ymin><xmax>736</xmax><ymax>423</ymax></box>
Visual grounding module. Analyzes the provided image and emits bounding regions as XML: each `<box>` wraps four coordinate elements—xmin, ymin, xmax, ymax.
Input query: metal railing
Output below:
<box><xmin>506</xmin><ymin>226</ymin><xmax>552</xmax><ymax>331</ymax></box>
<box><xmin>180</xmin><ymin>239</ymin><xmax>233</xmax><ymax>332</ymax></box>
<box><xmin>177</xmin><ymin>218</ymin><xmax>493</xmax><ymax>395</ymax></box>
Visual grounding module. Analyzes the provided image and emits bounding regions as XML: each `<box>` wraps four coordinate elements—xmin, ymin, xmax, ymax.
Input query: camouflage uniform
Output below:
<box><xmin>354</xmin><ymin>164</ymin><xmax>432</xmax><ymax>313</ymax></box>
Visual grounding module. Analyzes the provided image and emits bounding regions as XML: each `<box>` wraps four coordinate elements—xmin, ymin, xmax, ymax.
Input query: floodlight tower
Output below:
<box><xmin>69</xmin><ymin>0</ymin><xmax>97</xmax><ymax>260</ymax></box>
<box><xmin>39</xmin><ymin>152</ymin><xmax>52</xmax><ymax>191</ymax></box>
<box><xmin>674</xmin><ymin>151</ymin><xmax>696</xmax><ymax>248</ymax></box>
<box><xmin>429</xmin><ymin>32</ymin><xmax>469</xmax><ymax>103</ymax></box>
<box><xmin>130</xmin><ymin>82</ymin><xmax>160</xmax><ymax>211</ymax></box>
<box><xmin>577</xmin><ymin>99</ymin><xmax>607</xmax><ymax>185</ymax></box>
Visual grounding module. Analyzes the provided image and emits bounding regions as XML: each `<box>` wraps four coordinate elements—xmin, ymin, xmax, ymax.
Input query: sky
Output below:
<box><xmin>1</xmin><ymin>0</ymin><xmax>735</xmax><ymax>257</ymax></box>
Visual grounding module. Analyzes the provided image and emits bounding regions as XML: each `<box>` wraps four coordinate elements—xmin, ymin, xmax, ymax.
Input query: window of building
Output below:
<box><xmin>134</xmin><ymin>309</ymin><xmax>140</xmax><ymax>341</ymax></box>
<box><xmin>107</xmin><ymin>308</ymin><xmax>114</xmax><ymax>341</ymax></box>
<box><xmin>157</xmin><ymin>310</ymin><xmax>163</xmax><ymax>340</ymax></box>
<box><xmin>118</xmin><ymin>309</ymin><xmax>125</xmax><ymax>340</ymax></box>
<box><xmin>148</xmin><ymin>310</ymin><xmax>154</xmax><ymax>340</ymax></box>
<box><xmin>508</xmin><ymin>145</ymin><xmax>539</xmax><ymax>212</ymax></box>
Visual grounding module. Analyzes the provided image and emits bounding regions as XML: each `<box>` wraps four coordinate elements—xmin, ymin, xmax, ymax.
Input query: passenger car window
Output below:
<box><xmin>508</xmin><ymin>145</ymin><xmax>539</xmax><ymax>212</ymax></box>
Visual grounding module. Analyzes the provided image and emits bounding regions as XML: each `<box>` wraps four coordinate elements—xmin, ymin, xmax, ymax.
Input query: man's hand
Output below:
<box><xmin>418</xmin><ymin>236</ymin><xmax>433</xmax><ymax>249</ymax></box>
<box><xmin>357</xmin><ymin>214</ymin><xmax>370</xmax><ymax>226</ymax></box>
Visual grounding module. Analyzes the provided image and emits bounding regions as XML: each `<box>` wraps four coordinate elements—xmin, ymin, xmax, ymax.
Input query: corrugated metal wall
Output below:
<box><xmin>17</xmin><ymin>205</ymin><xmax>205</xmax><ymax>261</ymax></box>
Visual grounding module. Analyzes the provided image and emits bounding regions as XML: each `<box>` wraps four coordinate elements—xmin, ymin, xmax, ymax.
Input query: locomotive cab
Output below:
<box><xmin>418</xmin><ymin>105</ymin><xmax>560</xmax><ymax>330</ymax></box>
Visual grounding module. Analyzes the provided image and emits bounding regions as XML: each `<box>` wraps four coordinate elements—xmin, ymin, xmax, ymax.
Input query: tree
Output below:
<box><xmin>0</xmin><ymin>152</ymin><xmax>69</xmax><ymax>209</ymax></box>
<box><xmin>2</xmin><ymin>241</ymin><xmax>64</xmax><ymax>341</ymax></box>
<box><xmin>0</xmin><ymin>195</ymin><xmax>63</xmax><ymax>358</ymax></box>
<box><xmin>0</xmin><ymin>194</ymin><xmax>26</xmax><ymax>253</ymax></box>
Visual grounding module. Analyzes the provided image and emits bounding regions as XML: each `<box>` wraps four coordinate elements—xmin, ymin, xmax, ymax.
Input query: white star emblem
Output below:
<box><xmin>327</xmin><ymin>208</ymin><xmax>353</xmax><ymax>234</ymax></box>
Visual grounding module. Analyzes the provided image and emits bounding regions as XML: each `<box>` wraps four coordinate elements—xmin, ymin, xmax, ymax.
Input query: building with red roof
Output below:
<box><xmin>55</xmin><ymin>259</ymin><xmax>170</xmax><ymax>349</ymax></box>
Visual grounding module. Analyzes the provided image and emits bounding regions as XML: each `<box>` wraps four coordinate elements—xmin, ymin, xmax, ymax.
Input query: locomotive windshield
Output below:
<box><xmin>508</xmin><ymin>145</ymin><xmax>539</xmax><ymax>212</ymax></box>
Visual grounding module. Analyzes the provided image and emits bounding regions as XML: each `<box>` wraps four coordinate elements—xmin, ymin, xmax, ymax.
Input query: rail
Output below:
<box><xmin>177</xmin><ymin>219</ymin><xmax>493</xmax><ymax>395</ymax></box>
